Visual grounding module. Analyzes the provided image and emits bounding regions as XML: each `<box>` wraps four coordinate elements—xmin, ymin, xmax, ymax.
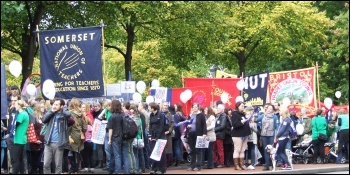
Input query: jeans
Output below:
<box><xmin>336</xmin><ymin>142</ymin><xmax>349</xmax><ymax>163</ymax></box>
<box><xmin>104</xmin><ymin>132</ymin><xmax>114</xmax><ymax>169</ymax></box>
<box><xmin>172</xmin><ymin>138</ymin><xmax>183</xmax><ymax>162</ymax></box>
<box><xmin>206</xmin><ymin>142</ymin><xmax>214</xmax><ymax>168</ymax></box>
<box><xmin>112</xmin><ymin>140</ymin><xmax>132</xmax><ymax>174</ymax></box>
<box><xmin>1</xmin><ymin>141</ymin><xmax>5</xmax><ymax>169</ymax></box>
<box><xmin>133</xmin><ymin>148</ymin><xmax>140</xmax><ymax>173</ymax></box>
<box><xmin>276</xmin><ymin>138</ymin><xmax>290</xmax><ymax>166</ymax></box>
<box><xmin>136</xmin><ymin>147</ymin><xmax>145</xmax><ymax>171</ymax></box>
<box><xmin>244</xmin><ymin>142</ymin><xmax>256</xmax><ymax>166</ymax></box>
<box><xmin>261</xmin><ymin>136</ymin><xmax>274</xmax><ymax>166</ymax></box>
<box><xmin>43</xmin><ymin>143</ymin><xmax>64</xmax><ymax>174</ymax></box>
<box><xmin>143</xmin><ymin>130</ymin><xmax>151</xmax><ymax>169</ymax></box>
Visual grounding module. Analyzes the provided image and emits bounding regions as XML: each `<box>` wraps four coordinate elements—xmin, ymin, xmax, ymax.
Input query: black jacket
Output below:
<box><xmin>187</xmin><ymin>112</ymin><xmax>207</xmax><ymax>137</ymax></box>
<box><xmin>214</xmin><ymin>112</ymin><xmax>227</xmax><ymax>139</ymax></box>
<box><xmin>42</xmin><ymin>109</ymin><xmax>71</xmax><ymax>150</ymax></box>
<box><xmin>107</xmin><ymin>112</ymin><xmax>124</xmax><ymax>142</ymax></box>
<box><xmin>231</xmin><ymin>110</ymin><xmax>251</xmax><ymax>137</ymax></box>
<box><xmin>149</xmin><ymin>111</ymin><xmax>166</xmax><ymax>140</ymax></box>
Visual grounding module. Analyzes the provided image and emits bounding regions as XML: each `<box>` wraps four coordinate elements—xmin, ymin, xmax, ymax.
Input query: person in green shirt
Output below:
<box><xmin>12</xmin><ymin>100</ymin><xmax>29</xmax><ymax>174</ymax></box>
<box><xmin>311</xmin><ymin>108</ymin><xmax>328</xmax><ymax>164</ymax></box>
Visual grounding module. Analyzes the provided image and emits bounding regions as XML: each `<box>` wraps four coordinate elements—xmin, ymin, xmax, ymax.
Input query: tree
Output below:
<box><xmin>1</xmin><ymin>1</ymin><xmax>47</xmax><ymax>89</ymax></box>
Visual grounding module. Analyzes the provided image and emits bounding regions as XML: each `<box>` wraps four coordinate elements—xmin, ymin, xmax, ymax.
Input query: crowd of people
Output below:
<box><xmin>0</xmin><ymin>85</ymin><xmax>349</xmax><ymax>174</ymax></box>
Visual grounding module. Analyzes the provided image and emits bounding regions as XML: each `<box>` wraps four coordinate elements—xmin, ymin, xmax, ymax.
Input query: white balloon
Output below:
<box><xmin>132</xmin><ymin>92</ymin><xmax>142</xmax><ymax>103</ymax></box>
<box><xmin>136</xmin><ymin>81</ymin><xmax>146</xmax><ymax>94</ymax></box>
<box><xmin>296</xmin><ymin>123</ymin><xmax>304</xmax><ymax>136</ymax></box>
<box><xmin>26</xmin><ymin>84</ymin><xmax>37</xmax><ymax>96</ymax></box>
<box><xmin>184</xmin><ymin>89</ymin><xmax>192</xmax><ymax>101</ymax></box>
<box><xmin>9</xmin><ymin>60</ymin><xmax>22</xmax><ymax>77</ymax></box>
<box><xmin>335</xmin><ymin>91</ymin><xmax>341</xmax><ymax>99</ymax></box>
<box><xmin>235</xmin><ymin>96</ymin><xmax>244</xmax><ymax>103</ymax></box>
<box><xmin>151</xmin><ymin>79</ymin><xmax>160</xmax><ymax>88</ymax></box>
<box><xmin>180</xmin><ymin>92</ymin><xmax>188</xmax><ymax>103</ymax></box>
<box><xmin>42</xmin><ymin>79</ymin><xmax>56</xmax><ymax>100</ymax></box>
<box><xmin>220</xmin><ymin>93</ymin><xmax>229</xmax><ymax>104</ymax></box>
<box><xmin>282</xmin><ymin>97</ymin><xmax>291</xmax><ymax>106</ymax></box>
<box><xmin>145</xmin><ymin>96</ymin><xmax>154</xmax><ymax>104</ymax></box>
<box><xmin>324</xmin><ymin>97</ymin><xmax>333</xmax><ymax>109</ymax></box>
<box><xmin>236</xmin><ymin>79</ymin><xmax>245</xmax><ymax>91</ymax></box>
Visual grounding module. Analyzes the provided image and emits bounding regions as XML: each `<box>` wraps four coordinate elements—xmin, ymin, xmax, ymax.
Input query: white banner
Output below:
<box><xmin>195</xmin><ymin>136</ymin><xmax>209</xmax><ymax>148</ymax></box>
<box><xmin>91</xmin><ymin>119</ymin><xmax>107</xmax><ymax>144</ymax></box>
<box><xmin>150</xmin><ymin>139</ymin><xmax>167</xmax><ymax>161</ymax></box>
<box><xmin>154</xmin><ymin>87</ymin><xmax>167</xmax><ymax>104</ymax></box>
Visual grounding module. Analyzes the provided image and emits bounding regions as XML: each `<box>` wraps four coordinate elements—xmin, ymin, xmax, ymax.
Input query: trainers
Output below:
<box><xmin>193</xmin><ymin>167</ymin><xmax>200</xmax><ymax>171</ymax></box>
<box><xmin>216</xmin><ymin>164</ymin><xmax>223</xmax><ymax>168</ymax></box>
<box><xmin>247</xmin><ymin>165</ymin><xmax>255</xmax><ymax>170</ymax></box>
<box><xmin>187</xmin><ymin>168</ymin><xmax>193</xmax><ymax>171</ymax></box>
<box><xmin>282</xmin><ymin>166</ymin><xmax>292</xmax><ymax>170</ymax></box>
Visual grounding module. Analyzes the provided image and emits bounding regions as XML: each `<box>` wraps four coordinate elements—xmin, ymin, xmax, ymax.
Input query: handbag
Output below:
<box><xmin>40</xmin><ymin>124</ymin><xmax>47</xmax><ymax>136</ymax></box>
<box><xmin>318</xmin><ymin>133</ymin><xmax>328</xmax><ymax>141</ymax></box>
<box><xmin>133</xmin><ymin>125</ymin><xmax>144</xmax><ymax>149</ymax></box>
<box><xmin>315</xmin><ymin>120</ymin><xmax>328</xmax><ymax>141</ymax></box>
<box><xmin>27</xmin><ymin>123</ymin><xmax>38</xmax><ymax>143</ymax></box>
<box><xmin>80</xmin><ymin>130</ymin><xmax>85</xmax><ymax>140</ymax></box>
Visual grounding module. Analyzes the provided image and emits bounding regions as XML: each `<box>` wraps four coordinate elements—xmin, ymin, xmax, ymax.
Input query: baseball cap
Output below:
<box><xmin>11</xmin><ymin>85</ymin><xmax>19</xmax><ymax>90</ymax></box>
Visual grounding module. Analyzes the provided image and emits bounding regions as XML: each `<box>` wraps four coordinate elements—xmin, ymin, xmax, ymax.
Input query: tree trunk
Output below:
<box><xmin>20</xmin><ymin>2</ymin><xmax>46</xmax><ymax>90</ymax></box>
<box><xmin>124</xmin><ymin>22</ymin><xmax>135</xmax><ymax>81</ymax></box>
<box><xmin>236</xmin><ymin>51</ymin><xmax>246</xmax><ymax>77</ymax></box>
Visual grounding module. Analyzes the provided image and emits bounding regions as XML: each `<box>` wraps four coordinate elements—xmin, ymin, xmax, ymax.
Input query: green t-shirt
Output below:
<box><xmin>105</xmin><ymin>110</ymin><xmax>112</xmax><ymax>121</ymax></box>
<box><xmin>14</xmin><ymin>111</ymin><xmax>30</xmax><ymax>144</ymax></box>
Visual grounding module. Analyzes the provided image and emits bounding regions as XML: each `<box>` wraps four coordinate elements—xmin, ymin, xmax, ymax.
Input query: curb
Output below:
<box><xmin>249</xmin><ymin>166</ymin><xmax>349</xmax><ymax>174</ymax></box>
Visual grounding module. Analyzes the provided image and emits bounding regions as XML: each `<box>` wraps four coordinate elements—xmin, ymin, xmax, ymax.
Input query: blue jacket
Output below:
<box><xmin>276</xmin><ymin>117</ymin><xmax>292</xmax><ymax>139</ymax></box>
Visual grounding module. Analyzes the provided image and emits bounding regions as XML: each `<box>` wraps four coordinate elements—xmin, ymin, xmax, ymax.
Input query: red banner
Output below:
<box><xmin>267</xmin><ymin>67</ymin><xmax>317</xmax><ymax>116</ymax></box>
<box><xmin>184</xmin><ymin>78</ymin><xmax>240</xmax><ymax>112</ymax></box>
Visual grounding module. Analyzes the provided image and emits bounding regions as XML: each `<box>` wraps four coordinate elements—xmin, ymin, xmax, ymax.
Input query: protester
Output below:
<box><xmin>108</xmin><ymin>100</ymin><xmax>131</xmax><ymax>174</ymax></box>
<box><xmin>275</xmin><ymin>107</ymin><xmax>292</xmax><ymax>170</ymax></box>
<box><xmin>255</xmin><ymin>104</ymin><xmax>279</xmax><ymax>171</ymax></box>
<box><xmin>186</xmin><ymin>103</ymin><xmax>207</xmax><ymax>172</ymax></box>
<box><xmin>336</xmin><ymin>109</ymin><xmax>349</xmax><ymax>163</ymax></box>
<box><xmin>42</xmin><ymin>98</ymin><xmax>71</xmax><ymax>174</ymax></box>
<box><xmin>231</xmin><ymin>102</ymin><xmax>252</xmax><ymax>170</ymax></box>
<box><xmin>171</xmin><ymin>103</ymin><xmax>186</xmax><ymax>166</ymax></box>
<box><xmin>213</xmin><ymin>104</ymin><xmax>227</xmax><ymax>168</ymax></box>
<box><xmin>12</xmin><ymin>100</ymin><xmax>29</xmax><ymax>174</ymax></box>
<box><xmin>148</xmin><ymin>102</ymin><xmax>167</xmax><ymax>174</ymax></box>
<box><xmin>204</xmin><ymin>106</ymin><xmax>216</xmax><ymax>169</ymax></box>
<box><xmin>161</xmin><ymin>102</ymin><xmax>174</xmax><ymax>168</ymax></box>
<box><xmin>311</xmin><ymin>108</ymin><xmax>328</xmax><ymax>164</ymax></box>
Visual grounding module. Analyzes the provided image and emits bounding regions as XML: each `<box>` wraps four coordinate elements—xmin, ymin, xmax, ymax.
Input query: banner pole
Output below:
<box><xmin>316</xmin><ymin>62</ymin><xmax>320</xmax><ymax>109</ymax></box>
<box><xmin>182</xmin><ymin>72</ymin><xmax>184</xmax><ymax>88</ymax></box>
<box><xmin>241</xmin><ymin>72</ymin><xmax>244</xmax><ymax>97</ymax></box>
<box><xmin>101</xmin><ymin>20</ymin><xmax>106</xmax><ymax>97</ymax></box>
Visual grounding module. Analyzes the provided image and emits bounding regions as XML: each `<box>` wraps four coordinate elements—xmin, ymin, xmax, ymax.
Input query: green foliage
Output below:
<box><xmin>1</xmin><ymin>1</ymin><xmax>348</xmax><ymax>106</ymax></box>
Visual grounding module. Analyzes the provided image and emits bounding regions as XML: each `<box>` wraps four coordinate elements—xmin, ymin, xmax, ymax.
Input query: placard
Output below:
<box><xmin>195</xmin><ymin>136</ymin><xmax>209</xmax><ymax>148</ymax></box>
<box><xmin>91</xmin><ymin>119</ymin><xmax>107</xmax><ymax>144</ymax></box>
<box><xmin>150</xmin><ymin>139</ymin><xmax>167</xmax><ymax>161</ymax></box>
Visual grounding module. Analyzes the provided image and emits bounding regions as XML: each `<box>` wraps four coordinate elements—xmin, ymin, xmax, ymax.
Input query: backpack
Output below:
<box><xmin>122</xmin><ymin>115</ymin><xmax>138</xmax><ymax>140</ymax></box>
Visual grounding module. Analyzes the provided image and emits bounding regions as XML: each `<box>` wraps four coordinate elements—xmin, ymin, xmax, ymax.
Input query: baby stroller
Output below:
<box><xmin>325</xmin><ymin>142</ymin><xmax>349</xmax><ymax>164</ymax></box>
<box><xmin>324</xmin><ymin>142</ymin><xmax>337</xmax><ymax>163</ymax></box>
<box><xmin>181</xmin><ymin>135</ymin><xmax>192</xmax><ymax>163</ymax></box>
<box><xmin>292</xmin><ymin>138</ymin><xmax>315</xmax><ymax>164</ymax></box>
